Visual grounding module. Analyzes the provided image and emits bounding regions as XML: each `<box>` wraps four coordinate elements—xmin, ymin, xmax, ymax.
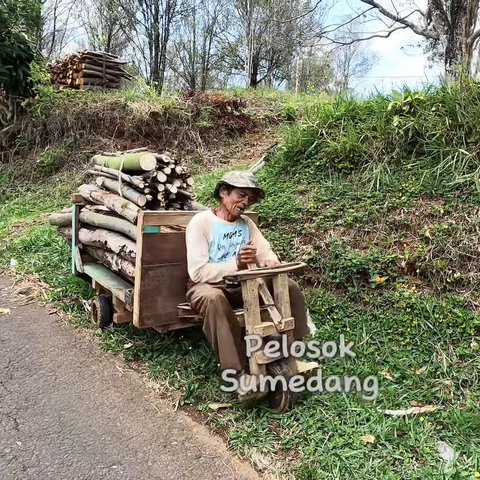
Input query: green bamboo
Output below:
<box><xmin>92</xmin><ymin>152</ymin><xmax>156</xmax><ymax>172</ymax></box>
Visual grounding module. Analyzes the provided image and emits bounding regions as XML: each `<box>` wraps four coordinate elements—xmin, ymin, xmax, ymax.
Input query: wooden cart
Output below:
<box><xmin>72</xmin><ymin>206</ymin><xmax>318</xmax><ymax>410</ymax></box>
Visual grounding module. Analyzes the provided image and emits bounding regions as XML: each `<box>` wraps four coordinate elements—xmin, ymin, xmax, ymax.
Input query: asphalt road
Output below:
<box><xmin>0</xmin><ymin>275</ymin><xmax>259</xmax><ymax>480</ymax></box>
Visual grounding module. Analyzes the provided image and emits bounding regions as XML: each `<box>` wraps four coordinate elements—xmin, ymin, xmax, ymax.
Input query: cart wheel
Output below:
<box><xmin>266</xmin><ymin>360</ymin><xmax>298</xmax><ymax>413</ymax></box>
<box><xmin>91</xmin><ymin>295</ymin><xmax>113</xmax><ymax>330</ymax></box>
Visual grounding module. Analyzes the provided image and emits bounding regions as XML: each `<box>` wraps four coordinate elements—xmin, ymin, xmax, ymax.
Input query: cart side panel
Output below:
<box><xmin>133</xmin><ymin>211</ymin><xmax>197</xmax><ymax>328</ymax></box>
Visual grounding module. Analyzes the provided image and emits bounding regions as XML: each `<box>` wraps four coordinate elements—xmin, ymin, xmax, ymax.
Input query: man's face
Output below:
<box><xmin>220</xmin><ymin>187</ymin><xmax>259</xmax><ymax>218</ymax></box>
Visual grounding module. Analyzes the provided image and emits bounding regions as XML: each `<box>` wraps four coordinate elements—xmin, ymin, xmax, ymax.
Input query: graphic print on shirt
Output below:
<box><xmin>208</xmin><ymin>218</ymin><xmax>250</xmax><ymax>264</ymax></box>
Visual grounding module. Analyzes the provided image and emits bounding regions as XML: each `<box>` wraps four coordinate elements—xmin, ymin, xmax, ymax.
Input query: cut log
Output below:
<box><xmin>92</xmin><ymin>165</ymin><xmax>145</xmax><ymax>188</ymax></box>
<box><xmin>49</xmin><ymin>212</ymin><xmax>72</xmax><ymax>227</ymax></box>
<box><xmin>79</xmin><ymin>210</ymin><xmax>137</xmax><ymax>240</ymax></box>
<box><xmin>58</xmin><ymin>226</ymin><xmax>135</xmax><ymax>263</ymax></box>
<box><xmin>176</xmin><ymin>189</ymin><xmax>192</xmax><ymax>199</ymax></box>
<box><xmin>92</xmin><ymin>152</ymin><xmax>156</xmax><ymax>172</ymax></box>
<box><xmin>78</xmin><ymin>70</ymin><xmax>122</xmax><ymax>82</ymax></box>
<box><xmin>77</xmin><ymin>227</ymin><xmax>136</xmax><ymax>263</ymax></box>
<box><xmin>78</xmin><ymin>184</ymin><xmax>140</xmax><ymax>223</ymax></box>
<box><xmin>82</xmin><ymin>246</ymin><xmax>135</xmax><ymax>282</ymax></box>
<box><xmin>96</xmin><ymin>176</ymin><xmax>147</xmax><ymax>207</ymax></box>
<box><xmin>185</xmin><ymin>177</ymin><xmax>194</xmax><ymax>186</ymax></box>
<box><xmin>162</xmin><ymin>167</ymin><xmax>172</xmax><ymax>175</ymax></box>
<box><xmin>156</xmin><ymin>171</ymin><xmax>167</xmax><ymax>183</ymax></box>
<box><xmin>165</xmin><ymin>184</ymin><xmax>177</xmax><ymax>194</ymax></box>
<box><xmin>154</xmin><ymin>153</ymin><xmax>172</xmax><ymax>164</ymax></box>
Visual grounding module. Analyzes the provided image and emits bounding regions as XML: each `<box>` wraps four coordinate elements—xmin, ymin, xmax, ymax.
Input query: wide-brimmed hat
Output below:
<box><xmin>213</xmin><ymin>170</ymin><xmax>265</xmax><ymax>200</ymax></box>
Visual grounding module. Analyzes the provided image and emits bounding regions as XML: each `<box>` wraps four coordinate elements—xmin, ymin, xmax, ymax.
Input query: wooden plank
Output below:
<box><xmin>255</xmin><ymin>351</ymin><xmax>280</xmax><ymax>365</ymax></box>
<box><xmin>272</xmin><ymin>274</ymin><xmax>291</xmax><ymax>317</ymax></box>
<box><xmin>272</xmin><ymin>273</ymin><xmax>297</xmax><ymax>373</ymax></box>
<box><xmin>153</xmin><ymin>320</ymin><xmax>201</xmax><ymax>334</ymax></box>
<box><xmin>241</xmin><ymin>279</ymin><xmax>266</xmax><ymax>376</ymax></box>
<box><xmin>141</xmin><ymin>210</ymin><xmax>258</xmax><ymax>227</ymax></box>
<box><xmin>114</xmin><ymin>311</ymin><xmax>133</xmax><ymax>324</ymax></box>
<box><xmin>253</xmin><ymin>317</ymin><xmax>294</xmax><ymax>337</ymax></box>
<box><xmin>71</xmin><ymin>204</ymin><xmax>83</xmax><ymax>275</ymax></box>
<box><xmin>83</xmin><ymin>263</ymin><xmax>133</xmax><ymax>306</ymax></box>
<box><xmin>257</xmin><ymin>279</ymin><xmax>284</xmax><ymax>327</ymax></box>
<box><xmin>133</xmin><ymin>213</ymin><xmax>145</xmax><ymax>326</ymax></box>
<box><xmin>142</xmin><ymin>211</ymin><xmax>197</xmax><ymax>227</ymax></box>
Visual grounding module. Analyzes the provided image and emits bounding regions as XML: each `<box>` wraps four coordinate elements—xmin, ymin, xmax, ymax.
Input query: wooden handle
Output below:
<box><xmin>225</xmin><ymin>261</ymin><xmax>306</xmax><ymax>282</ymax></box>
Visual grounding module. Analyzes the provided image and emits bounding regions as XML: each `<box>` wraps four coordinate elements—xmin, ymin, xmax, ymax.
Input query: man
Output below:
<box><xmin>185</xmin><ymin>170</ymin><xmax>310</xmax><ymax>376</ymax></box>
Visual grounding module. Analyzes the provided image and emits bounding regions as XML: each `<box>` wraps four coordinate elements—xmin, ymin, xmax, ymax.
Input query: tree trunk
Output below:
<box><xmin>445</xmin><ymin>1</ymin><xmax>471</xmax><ymax>76</ymax></box>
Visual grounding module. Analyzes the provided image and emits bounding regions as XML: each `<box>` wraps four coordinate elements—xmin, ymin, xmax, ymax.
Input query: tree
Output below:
<box><xmin>224</xmin><ymin>0</ymin><xmax>326</xmax><ymax>88</ymax></box>
<box><xmin>38</xmin><ymin>0</ymin><xmax>77</xmax><ymax>60</ymax></box>
<box><xmin>81</xmin><ymin>0</ymin><xmax>131</xmax><ymax>56</ymax></box>
<box><xmin>169</xmin><ymin>0</ymin><xmax>226</xmax><ymax>91</ymax></box>
<box><xmin>291</xmin><ymin>47</ymin><xmax>333</xmax><ymax>93</ymax></box>
<box><xmin>325</xmin><ymin>0</ymin><xmax>480</xmax><ymax>76</ymax></box>
<box><xmin>330</xmin><ymin>19</ymin><xmax>379</xmax><ymax>93</ymax></box>
<box><xmin>120</xmin><ymin>0</ymin><xmax>185</xmax><ymax>93</ymax></box>
<box><xmin>0</xmin><ymin>0</ymin><xmax>41</xmax><ymax>126</ymax></box>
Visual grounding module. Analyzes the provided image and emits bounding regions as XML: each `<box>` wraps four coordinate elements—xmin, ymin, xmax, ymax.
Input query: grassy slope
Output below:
<box><xmin>1</xmin><ymin>85</ymin><xmax>480</xmax><ymax>479</ymax></box>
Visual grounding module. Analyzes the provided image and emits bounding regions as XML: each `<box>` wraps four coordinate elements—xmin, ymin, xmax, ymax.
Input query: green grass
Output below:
<box><xmin>1</xmin><ymin>82</ymin><xmax>480</xmax><ymax>478</ymax></box>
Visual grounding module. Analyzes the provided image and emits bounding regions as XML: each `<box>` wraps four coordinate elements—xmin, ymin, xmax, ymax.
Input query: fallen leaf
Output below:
<box><xmin>379</xmin><ymin>370</ymin><xmax>394</xmax><ymax>381</ymax></box>
<box><xmin>0</xmin><ymin>308</ymin><xmax>11</xmax><ymax>316</ymax></box>
<box><xmin>444</xmin><ymin>379</ymin><xmax>453</xmax><ymax>387</ymax></box>
<box><xmin>123</xmin><ymin>342</ymin><xmax>134</xmax><ymax>349</ymax></box>
<box><xmin>474</xmin><ymin>472</ymin><xmax>480</xmax><ymax>478</ymax></box>
<box><xmin>437</xmin><ymin>440</ymin><xmax>454</xmax><ymax>464</ymax></box>
<box><xmin>384</xmin><ymin>405</ymin><xmax>437</xmax><ymax>417</ymax></box>
<box><xmin>415</xmin><ymin>366</ymin><xmax>427</xmax><ymax>375</ymax></box>
<box><xmin>208</xmin><ymin>402</ymin><xmax>232</xmax><ymax>411</ymax></box>
<box><xmin>360</xmin><ymin>435</ymin><xmax>376</xmax><ymax>444</ymax></box>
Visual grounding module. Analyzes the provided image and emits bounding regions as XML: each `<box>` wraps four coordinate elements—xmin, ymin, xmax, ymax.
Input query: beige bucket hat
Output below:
<box><xmin>214</xmin><ymin>170</ymin><xmax>265</xmax><ymax>200</ymax></box>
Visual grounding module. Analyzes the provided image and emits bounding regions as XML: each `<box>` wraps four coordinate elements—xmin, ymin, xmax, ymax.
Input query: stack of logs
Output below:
<box><xmin>48</xmin><ymin>50</ymin><xmax>132</xmax><ymax>89</ymax></box>
<box><xmin>49</xmin><ymin>148</ymin><xmax>203</xmax><ymax>283</ymax></box>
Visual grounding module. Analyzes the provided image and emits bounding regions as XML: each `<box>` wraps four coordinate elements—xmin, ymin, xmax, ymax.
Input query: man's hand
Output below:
<box><xmin>236</xmin><ymin>244</ymin><xmax>257</xmax><ymax>269</ymax></box>
<box><xmin>264</xmin><ymin>258</ymin><xmax>281</xmax><ymax>269</ymax></box>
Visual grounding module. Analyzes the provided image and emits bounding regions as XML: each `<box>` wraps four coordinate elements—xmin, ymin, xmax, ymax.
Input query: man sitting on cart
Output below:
<box><xmin>185</xmin><ymin>170</ymin><xmax>310</xmax><ymax>378</ymax></box>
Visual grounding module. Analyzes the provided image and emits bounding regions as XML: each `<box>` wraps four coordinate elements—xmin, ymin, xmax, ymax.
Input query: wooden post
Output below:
<box><xmin>272</xmin><ymin>273</ymin><xmax>297</xmax><ymax>374</ymax></box>
<box><xmin>71</xmin><ymin>204</ymin><xmax>83</xmax><ymax>275</ymax></box>
<box><xmin>241</xmin><ymin>279</ymin><xmax>266</xmax><ymax>377</ymax></box>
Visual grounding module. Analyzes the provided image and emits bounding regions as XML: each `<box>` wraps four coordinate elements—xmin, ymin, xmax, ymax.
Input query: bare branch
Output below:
<box><xmin>359</xmin><ymin>0</ymin><xmax>438</xmax><ymax>40</ymax></box>
<box><xmin>323</xmin><ymin>25</ymin><xmax>408</xmax><ymax>46</ymax></box>
<box><xmin>320</xmin><ymin>8</ymin><xmax>376</xmax><ymax>35</ymax></box>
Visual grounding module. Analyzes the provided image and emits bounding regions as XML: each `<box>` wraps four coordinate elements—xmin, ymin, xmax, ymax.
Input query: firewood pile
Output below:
<box><xmin>48</xmin><ymin>50</ymin><xmax>132</xmax><ymax>90</ymax></box>
<box><xmin>48</xmin><ymin>148</ymin><xmax>204</xmax><ymax>283</ymax></box>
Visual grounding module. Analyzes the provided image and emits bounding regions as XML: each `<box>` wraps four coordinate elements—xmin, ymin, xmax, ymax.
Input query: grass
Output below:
<box><xmin>1</xmin><ymin>82</ymin><xmax>480</xmax><ymax>478</ymax></box>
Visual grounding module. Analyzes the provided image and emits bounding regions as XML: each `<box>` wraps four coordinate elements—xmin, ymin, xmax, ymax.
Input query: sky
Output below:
<box><xmin>327</xmin><ymin>0</ymin><xmax>444</xmax><ymax>95</ymax></box>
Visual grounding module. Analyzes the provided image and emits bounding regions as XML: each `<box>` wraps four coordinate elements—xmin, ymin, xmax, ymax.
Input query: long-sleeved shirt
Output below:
<box><xmin>185</xmin><ymin>209</ymin><xmax>279</xmax><ymax>284</ymax></box>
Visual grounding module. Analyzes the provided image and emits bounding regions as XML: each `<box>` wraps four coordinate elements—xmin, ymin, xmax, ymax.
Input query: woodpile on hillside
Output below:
<box><xmin>49</xmin><ymin>148</ymin><xmax>204</xmax><ymax>282</ymax></box>
<box><xmin>48</xmin><ymin>50</ymin><xmax>132</xmax><ymax>90</ymax></box>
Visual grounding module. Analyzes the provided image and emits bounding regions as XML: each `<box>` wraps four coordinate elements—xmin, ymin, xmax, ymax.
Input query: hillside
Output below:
<box><xmin>1</xmin><ymin>83</ymin><xmax>479</xmax><ymax>479</ymax></box>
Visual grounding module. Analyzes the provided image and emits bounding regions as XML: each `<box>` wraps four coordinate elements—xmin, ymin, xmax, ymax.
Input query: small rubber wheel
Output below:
<box><xmin>266</xmin><ymin>360</ymin><xmax>298</xmax><ymax>413</ymax></box>
<box><xmin>91</xmin><ymin>295</ymin><xmax>113</xmax><ymax>330</ymax></box>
